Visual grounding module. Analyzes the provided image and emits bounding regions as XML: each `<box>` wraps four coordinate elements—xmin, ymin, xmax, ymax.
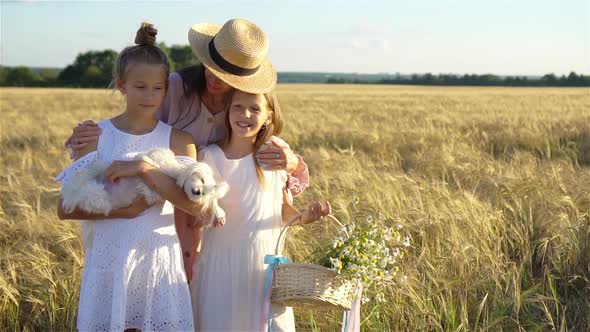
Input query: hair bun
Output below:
<box><xmin>135</xmin><ymin>22</ymin><xmax>158</xmax><ymax>46</ymax></box>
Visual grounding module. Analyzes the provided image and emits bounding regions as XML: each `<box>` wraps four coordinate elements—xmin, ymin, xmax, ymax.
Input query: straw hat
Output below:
<box><xmin>188</xmin><ymin>19</ymin><xmax>277</xmax><ymax>94</ymax></box>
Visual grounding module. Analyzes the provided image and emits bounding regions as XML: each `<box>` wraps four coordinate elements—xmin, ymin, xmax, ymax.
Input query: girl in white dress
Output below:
<box><xmin>191</xmin><ymin>90</ymin><xmax>331</xmax><ymax>331</ymax></box>
<box><xmin>56</xmin><ymin>24</ymin><xmax>196</xmax><ymax>331</ymax></box>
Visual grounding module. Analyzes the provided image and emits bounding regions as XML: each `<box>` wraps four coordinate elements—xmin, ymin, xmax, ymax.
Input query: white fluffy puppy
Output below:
<box><xmin>61</xmin><ymin>148</ymin><xmax>229</xmax><ymax>227</ymax></box>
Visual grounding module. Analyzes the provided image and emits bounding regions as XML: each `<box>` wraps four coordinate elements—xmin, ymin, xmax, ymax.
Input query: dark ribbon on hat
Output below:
<box><xmin>208</xmin><ymin>38</ymin><xmax>259</xmax><ymax>77</ymax></box>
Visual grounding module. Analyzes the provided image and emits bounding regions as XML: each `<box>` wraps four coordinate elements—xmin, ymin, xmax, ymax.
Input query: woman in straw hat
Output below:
<box><xmin>65</xmin><ymin>18</ymin><xmax>310</xmax><ymax>281</ymax></box>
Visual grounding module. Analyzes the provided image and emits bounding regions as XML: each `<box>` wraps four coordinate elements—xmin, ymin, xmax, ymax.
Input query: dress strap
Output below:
<box><xmin>95</xmin><ymin>120</ymin><xmax>113</xmax><ymax>160</ymax></box>
<box><xmin>153</xmin><ymin>121</ymin><xmax>172</xmax><ymax>150</ymax></box>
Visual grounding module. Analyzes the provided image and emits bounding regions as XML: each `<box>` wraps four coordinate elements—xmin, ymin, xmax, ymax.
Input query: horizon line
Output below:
<box><xmin>2</xmin><ymin>65</ymin><xmax>589</xmax><ymax>77</ymax></box>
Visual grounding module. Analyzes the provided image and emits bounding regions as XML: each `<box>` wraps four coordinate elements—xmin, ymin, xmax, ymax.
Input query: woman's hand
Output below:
<box><xmin>300</xmin><ymin>201</ymin><xmax>332</xmax><ymax>224</ymax></box>
<box><xmin>65</xmin><ymin>120</ymin><xmax>102</xmax><ymax>151</ymax></box>
<box><xmin>104</xmin><ymin>160</ymin><xmax>154</xmax><ymax>183</ymax></box>
<box><xmin>255</xmin><ymin>140</ymin><xmax>299</xmax><ymax>172</ymax></box>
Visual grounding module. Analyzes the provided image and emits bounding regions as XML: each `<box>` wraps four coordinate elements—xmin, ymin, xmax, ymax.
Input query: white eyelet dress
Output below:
<box><xmin>190</xmin><ymin>144</ymin><xmax>295</xmax><ymax>332</ymax></box>
<box><xmin>56</xmin><ymin>120</ymin><xmax>194</xmax><ymax>332</ymax></box>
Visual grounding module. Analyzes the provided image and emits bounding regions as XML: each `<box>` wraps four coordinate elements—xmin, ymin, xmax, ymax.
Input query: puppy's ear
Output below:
<box><xmin>214</xmin><ymin>182</ymin><xmax>229</xmax><ymax>198</ymax></box>
<box><xmin>197</xmin><ymin>163</ymin><xmax>215</xmax><ymax>184</ymax></box>
<box><xmin>176</xmin><ymin>168</ymin><xmax>190</xmax><ymax>187</ymax></box>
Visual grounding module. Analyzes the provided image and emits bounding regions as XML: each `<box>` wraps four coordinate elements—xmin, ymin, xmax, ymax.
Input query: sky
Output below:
<box><xmin>1</xmin><ymin>0</ymin><xmax>589</xmax><ymax>76</ymax></box>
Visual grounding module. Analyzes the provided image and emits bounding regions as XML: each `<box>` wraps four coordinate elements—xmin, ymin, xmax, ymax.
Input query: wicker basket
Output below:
<box><xmin>269</xmin><ymin>215</ymin><xmax>355</xmax><ymax>311</ymax></box>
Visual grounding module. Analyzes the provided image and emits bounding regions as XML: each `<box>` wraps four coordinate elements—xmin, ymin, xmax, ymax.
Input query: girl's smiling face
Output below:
<box><xmin>228</xmin><ymin>91</ymin><xmax>271</xmax><ymax>140</ymax></box>
<box><xmin>118</xmin><ymin>63</ymin><xmax>167</xmax><ymax>114</ymax></box>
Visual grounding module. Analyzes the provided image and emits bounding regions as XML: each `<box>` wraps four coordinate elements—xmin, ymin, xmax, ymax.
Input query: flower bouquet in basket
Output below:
<box><xmin>317</xmin><ymin>212</ymin><xmax>411</xmax><ymax>305</ymax></box>
<box><xmin>265</xmin><ymin>197</ymin><xmax>410</xmax><ymax>315</ymax></box>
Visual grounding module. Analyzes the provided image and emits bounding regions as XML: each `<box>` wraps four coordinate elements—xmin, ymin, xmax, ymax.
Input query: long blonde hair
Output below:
<box><xmin>223</xmin><ymin>90</ymin><xmax>283</xmax><ymax>188</ymax></box>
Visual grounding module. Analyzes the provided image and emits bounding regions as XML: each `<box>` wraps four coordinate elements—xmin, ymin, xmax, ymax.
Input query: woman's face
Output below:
<box><xmin>204</xmin><ymin>67</ymin><xmax>233</xmax><ymax>96</ymax></box>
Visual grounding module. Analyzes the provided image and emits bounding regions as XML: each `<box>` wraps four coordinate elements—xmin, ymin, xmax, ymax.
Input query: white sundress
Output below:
<box><xmin>56</xmin><ymin>119</ymin><xmax>194</xmax><ymax>332</ymax></box>
<box><xmin>190</xmin><ymin>144</ymin><xmax>295</xmax><ymax>332</ymax></box>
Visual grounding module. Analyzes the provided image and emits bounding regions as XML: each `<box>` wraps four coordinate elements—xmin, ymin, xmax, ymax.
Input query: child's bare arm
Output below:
<box><xmin>56</xmin><ymin>196</ymin><xmax>150</xmax><ymax>220</ymax></box>
<box><xmin>134</xmin><ymin>129</ymin><xmax>205</xmax><ymax>216</ymax></box>
<box><xmin>281</xmin><ymin>191</ymin><xmax>331</xmax><ymax>226</ymax></box>
<box><xmin>103</xmin><ymin>134</ymin><xmax>205</xmax><ymax>217</ymax></box>
<box><xmin>282</xmin><ymin>191</ymin><xmax>301</xmax><ymax>225</ymax></box>
<box><xmin>174</xmin><ymin>208</ymin><xmax>204</xmax><ymax>283</ymax></box>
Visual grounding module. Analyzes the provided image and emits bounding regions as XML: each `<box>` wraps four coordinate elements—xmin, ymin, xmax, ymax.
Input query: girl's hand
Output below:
<box><xmin>65</xmin><ymin>120</ymin><xmax>102</xmax><ymax>151</ymax></box>
<box><xmin>301</xmin><ymin>201</ymin><xmax>332</xmax><ymax>224</ymax></box>
<box><xmin>105</xmin><ymin>160</ymin><xmax>154</xmax><ymax>183</ymax></box>
<box><xmin>255</xmin><ymin>140</ymin><xmax>299</xmax><ymax>172</ymax></box>
<box><xmin>120</xmin><ymin>196</ymin><xmax>153</xmax><ymax>218</ymax></box>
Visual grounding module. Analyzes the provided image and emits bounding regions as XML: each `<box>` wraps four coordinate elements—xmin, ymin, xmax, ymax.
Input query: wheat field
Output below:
<box><xmin>1</xmin><ymin>85</ymin><xmax>589</xmax><ymax>331</ymax></box>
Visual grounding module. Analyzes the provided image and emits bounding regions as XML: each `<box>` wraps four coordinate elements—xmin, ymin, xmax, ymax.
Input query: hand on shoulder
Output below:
<box><xmin>255</xmin><ymin>136</ymin><xmax>298</xmax><ymax>172</ymax></box>
<box><xmin>67</xmin><ymin>120</ymin><xmax>101</xmax><ymax>160</ymax></box>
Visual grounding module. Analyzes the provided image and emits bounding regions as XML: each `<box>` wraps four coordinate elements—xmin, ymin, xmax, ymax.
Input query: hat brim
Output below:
<box><xmin>188</xmin><ymin>23</ymin><xmax>277</xmax><ymax>94</ymax></box>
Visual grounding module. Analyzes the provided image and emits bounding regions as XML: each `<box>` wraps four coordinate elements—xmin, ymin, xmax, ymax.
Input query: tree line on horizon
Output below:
<box><xmin>0</xmin><ymin>43</ymin><xmax>196</xmax><ymax>88</ymax></box>
<box><xmin>326</xmin><ymin>72</ymin><xmax>590</xmax><ymax>87</ymax></box>
<box><xmin>1</xmin><ymin>44</ymin><xmax>589</xmax><ymax>87</ymax></box>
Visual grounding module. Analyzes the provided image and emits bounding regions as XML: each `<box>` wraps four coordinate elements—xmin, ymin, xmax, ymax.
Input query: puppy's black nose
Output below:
<box><xmin>192</xmin><ymin>189</ymin><xmax>201</xmax><ymax>196</ymax></box>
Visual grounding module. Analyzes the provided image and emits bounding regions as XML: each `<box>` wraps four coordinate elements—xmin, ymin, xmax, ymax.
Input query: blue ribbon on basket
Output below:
<box><xmin>263</xmin><ymin>254</ymin><xmax>291</xmax><ymax>332</ymax></box>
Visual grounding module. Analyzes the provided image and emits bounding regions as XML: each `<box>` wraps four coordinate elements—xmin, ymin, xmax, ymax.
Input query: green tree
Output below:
<box><xmin>0</xmin><ymin>66</ymin><xmax>6</xmax><ymax>85</ymax></box>
<box><xmin>82</xmin><ymin>65</ymin><xmax>104</xmax><ymax>87</ymax></box>
<box><xmin>58</xmin><ymin>50</ymin><xmax>117</xmax><ymax>87</ymax></box>
<box><xmin>566</xmin><ymin>71</ymin><xmax>579</xmax><ymax>86</ymax></box>
<box><xmin>169</xmin><ymin>45</ymin><xmax>196</xmax><ymax>71</ymax></box>
<box><xmin>6</xmin><ymin>66</ymin><xmax>37</xmax><ymax>86</ymax></box>
<box><xmin>542</xmin><ymin>73</ymin><xmax>558</xmax><ymax>86</ymax></box>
